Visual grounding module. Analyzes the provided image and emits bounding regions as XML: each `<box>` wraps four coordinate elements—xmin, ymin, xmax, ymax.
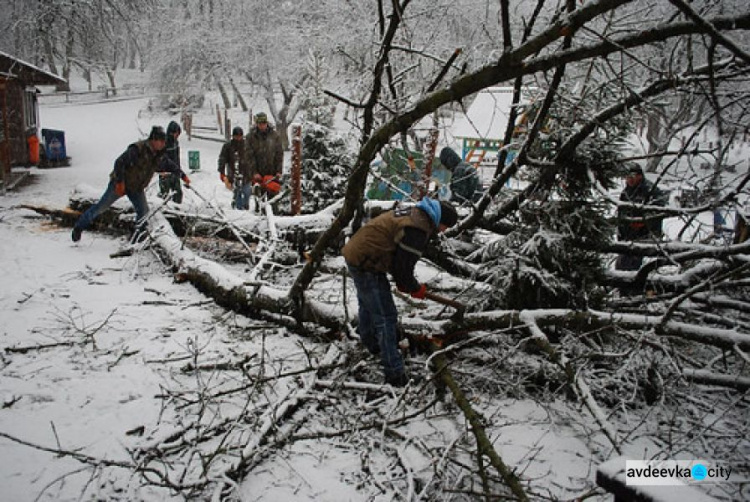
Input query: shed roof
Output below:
<box><xmin>0</xmin><ymin>50</ymin><xmax>66</xmax><ymax>86</ymax></box>
<box><xmin>452</xmin><ymin>87</ymin><xmax>532</xmax><ymax>141</ymax></box>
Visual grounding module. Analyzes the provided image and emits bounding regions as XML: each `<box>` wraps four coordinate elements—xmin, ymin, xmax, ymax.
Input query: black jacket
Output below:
<box><xmin>163</xmin><ymin>120</ymin><xmax>181</xmax><ymax>168</ymax></box>
<box><xmin>617</xmin><ymin>178</ymin><xmax>667</xmax><ymax>241</ymax></box>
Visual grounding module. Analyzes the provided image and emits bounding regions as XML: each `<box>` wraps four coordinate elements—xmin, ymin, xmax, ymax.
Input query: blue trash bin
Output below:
<box><xmin>41</xmin><ymin>129</ymin><xmax>66</xmax><ymax>162</ymax></box>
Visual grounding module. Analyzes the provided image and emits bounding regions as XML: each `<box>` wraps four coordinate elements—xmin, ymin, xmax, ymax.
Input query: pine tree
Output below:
<box><xmin>481</xmin><ymin>88</ymin><xmax>633</xmax><ymax>310</ymax></box>
<box><xmin>300</xmin><ymin>124</ymin><xmax>352</xmax><ymax>213</ymax></box>
<box><xmin>300</xmin><ymin>50</ymin><xmax>333</xmax><ymax>128</ymax></box>
<box><xmin>299</xmin><ymin>50</ymin><xmax>352</xmax><ymax>212</ymax></box>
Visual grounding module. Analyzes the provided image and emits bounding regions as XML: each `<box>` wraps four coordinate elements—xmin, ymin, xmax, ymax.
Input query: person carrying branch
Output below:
<box><xmin>245</xmin><ymin>112</ymin><xmax>283</xmax><ymax>206</ymax></box>
<box><xmin>218</xmin><ymin>126</ymin><xmax>251</xmax><ymax>209</ymax></box>
<box><xmin>342</xmin><ymin>197</ymin><xmax>458</xmax><ymax>387</ymax></box>
<box><xmin>71</xmin><ymin>126</ymin><xmax>190</xmax><ymax>243</ymax></box>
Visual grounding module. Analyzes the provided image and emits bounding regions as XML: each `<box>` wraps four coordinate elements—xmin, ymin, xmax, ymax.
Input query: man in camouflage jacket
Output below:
<box><xmin>72</xmin><ymin>126</ymin><xmax>190</xmax><ymax>243</ymax></box>
<box><xmin>245</xmin><ymin>112</ymin><xmax>283</xmax><ymax>195</ymax></box>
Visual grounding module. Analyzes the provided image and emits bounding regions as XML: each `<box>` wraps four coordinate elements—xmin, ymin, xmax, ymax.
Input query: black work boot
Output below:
<box><xmin>385</xmin><ymin>373</ymin><xmax>409</xmax><ymax>387</ymax></box>
<box><xmin>71</xmin><ymin>227</ymin><xmax>82</xmax><ymax>242</ymax></box>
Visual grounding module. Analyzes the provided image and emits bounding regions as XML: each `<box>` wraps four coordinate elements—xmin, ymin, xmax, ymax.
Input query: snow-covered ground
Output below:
<box><xmin>0</xmin><ymin>92</ymin><xmax>745</xmax><ymax>501</ymax></box>
<box><xmin>0</xmin><ymin>97</ymin><xmax>229</xmax><ymax>500</ymax></box>
<box><xmin>0</xmin><ymin>95</ymin><xmax>303</xmax><ymax>500</ymax></box>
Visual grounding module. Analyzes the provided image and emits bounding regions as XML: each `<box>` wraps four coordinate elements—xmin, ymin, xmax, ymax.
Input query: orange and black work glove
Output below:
<box><xmin>410</xmin><ymin>284</ymin><xmax>427</xmax><ymax>299</ymax></box>
<box><xmin>262</xmin><ymin>175</ymin><xmax>281</xmax><ymax>195</ymax></box>
<box><xmin>220</xmin><ymin>173</ymin><xmax>227</xmax><ymax>182</ymax></box>
<box><xmin>114</xmin><ymin>181</ymin><xmax>126</xmax><ymax>197</ymax></box>
<box><xmin>181</xmin><ymin>174</ymin><xmax>191</xmax><ymax>187</ymax></box>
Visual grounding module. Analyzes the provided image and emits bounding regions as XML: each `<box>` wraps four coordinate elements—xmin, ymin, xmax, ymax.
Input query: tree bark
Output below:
<box><xmin>682</xmin><ymin>368</ymin><xmax>750</xmax><ymax>391</ymax></box>
<box><xmin>431</xmin><ymin>349</ymin><xmax>530</xmax><ymax>501</ymax></box>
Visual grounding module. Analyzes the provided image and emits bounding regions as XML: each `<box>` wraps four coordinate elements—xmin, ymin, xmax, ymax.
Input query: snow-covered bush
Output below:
<box><xmin>300</xmin><ymin>122</ymin><xmax>353</xmax><ymax>213</ymax></box>
<box><xmin>483</xmin><ymin>200</ymin><xmax>610</xmax><ymax>310</ymax></box>
<box><xmin>475</xmin><ymin>88</ymin><xmax>634</xmax><ymax>310</ymax></box>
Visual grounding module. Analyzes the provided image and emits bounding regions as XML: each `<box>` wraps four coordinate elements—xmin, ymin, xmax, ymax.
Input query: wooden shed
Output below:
<box><xmin>0</xmin><ymin>50</ymin><xmax>66</xmax><ymax>189</ymax></box>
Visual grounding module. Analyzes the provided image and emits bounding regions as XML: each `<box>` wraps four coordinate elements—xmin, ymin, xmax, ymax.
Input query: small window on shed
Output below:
<box><xmin>23</xmin><ymin>87</ymin><xmax>38</xmax><ymax>131</ymax></box>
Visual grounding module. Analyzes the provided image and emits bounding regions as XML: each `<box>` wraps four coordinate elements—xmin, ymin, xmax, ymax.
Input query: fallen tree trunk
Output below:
<box><xmin>402</xmin><ymin>309</ymin><xmax>750</xmax><ymax>352</ymax></box>
<box><xmin>65</xmin><ymin>186</ymin><xmax>342</xmax><ymax>248</ymax></box>
<box><xmin>682</xmin><ymin>368</ymin><xmax>750</xmax><ymax>391</ymax></box>
<box><xmin>430</xmin><ymin>349</ymin><xmax>530</xmax><ymax>501</ymax></box>
<box><xmin>145</xmin><ymin>210</ymin><xmax>344</xmax><ymax>331</ymax></box>
<box><xmin>26</xmin><ymin>195</ymin><xmax>750</xmax><ymax>352</ymax></box>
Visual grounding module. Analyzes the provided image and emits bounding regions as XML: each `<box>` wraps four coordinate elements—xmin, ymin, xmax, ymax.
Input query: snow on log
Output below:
<box><xmin>682</xmin><ymin>368</ymin><xmax>750</xmax><ymax>391</ymax></box>
<box><xmin>67</xmin><ymin>184</ymin><xmax>341</xmax><ymax>248</ymax></box>
<box><xmin>147</xmin><ymin>210</ymin><xmax>343</xmax><ymax>330</ymax></box>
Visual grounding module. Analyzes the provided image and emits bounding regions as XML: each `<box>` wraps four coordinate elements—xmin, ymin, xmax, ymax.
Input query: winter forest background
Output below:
<box><xmin>1</xmin><ymin>0</ymin><xmax>750</xmax><ymax>501</ymax></box>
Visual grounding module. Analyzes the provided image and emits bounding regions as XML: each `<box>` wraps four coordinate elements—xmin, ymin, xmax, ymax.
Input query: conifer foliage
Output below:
<box><xmin>481</xmin><ymin>89</ymin><xmax>632</xmax><ymax>310</ymax></box>
<box><xmin>299</xmin><ymin>51</ymin><xmax>352</xmax><ymax>213</ymax></box>
<box><xmin>300</xmin><ymin>124</ymin><xmax>352</xmax><ymax>213</ymax></box>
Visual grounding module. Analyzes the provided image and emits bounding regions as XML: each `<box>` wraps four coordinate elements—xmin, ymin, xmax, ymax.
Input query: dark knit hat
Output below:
<box><xmin>439</xmin><ymin>201</ymin><xmax>458</xmax><ymax>227</ymax></box>
<box><xmin>148</xmin><ymin>126</ymin><xmax>167</xmax><ymax>141</ymax></box>
<box><xmin>627</xmin><ymin>164</ymin><xmax>643</xmax><ymax>175</ymax></box>
<box><xmin>232</xmin><ymin>126</ymin><xmax>244</xmax><ymax>136</ymax></box>
<box><xmin>439</xmin><ymin>147</ymin><xmax>461</xmax><ymax>170</ymax></box>
<box><xmin>166</xmin><ymin>120</ymin><xmax>181</xmax><ymax>135</ymax></box>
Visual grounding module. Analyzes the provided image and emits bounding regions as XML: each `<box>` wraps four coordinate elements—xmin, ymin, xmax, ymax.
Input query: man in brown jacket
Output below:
<box><xmin>342</xmin><ymin>197</ymin><xmax>458</xmax><ymax>386</ymax></box>
<box><xmin>72</xmin><ymin>126</ymin><xmax>190</xmax><ymax>243</ymax></box>
<box><xmin>246</xmin><ymin>112</ymin><xmax>283</xmax><ymax>197</ymax></box>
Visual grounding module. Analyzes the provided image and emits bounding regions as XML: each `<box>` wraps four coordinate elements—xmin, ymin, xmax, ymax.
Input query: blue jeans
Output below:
<box><xmin>233</xmin><ymin>183</ymin><xmax>251</xmax><ymax>210</ymax></box>
<box><xmin>75</xmin><ymin>179</ymin><xmax>149</xmax><ymax>234</ymax></box>
<box><xmin>347</xmin><ymin>265</ymin><xmax>404</xmax><ymax>380</ymax></box>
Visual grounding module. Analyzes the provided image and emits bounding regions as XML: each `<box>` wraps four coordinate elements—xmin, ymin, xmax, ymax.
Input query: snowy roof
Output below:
<box><xmin>0</xmin><ymin>50</ymin><xmax>66</xmax><ymax>86</ymax></box>
<box><xmin>452</xmin><ymin>86</ymin><xmax>532</xmax><ymax>141</ymax></box>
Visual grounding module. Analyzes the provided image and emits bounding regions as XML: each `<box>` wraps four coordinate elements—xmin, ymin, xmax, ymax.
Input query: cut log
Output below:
<box><xmin>682</xmin><ymin>368</ymin><xmax>750</xmax><ymax>391</ymax></box>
